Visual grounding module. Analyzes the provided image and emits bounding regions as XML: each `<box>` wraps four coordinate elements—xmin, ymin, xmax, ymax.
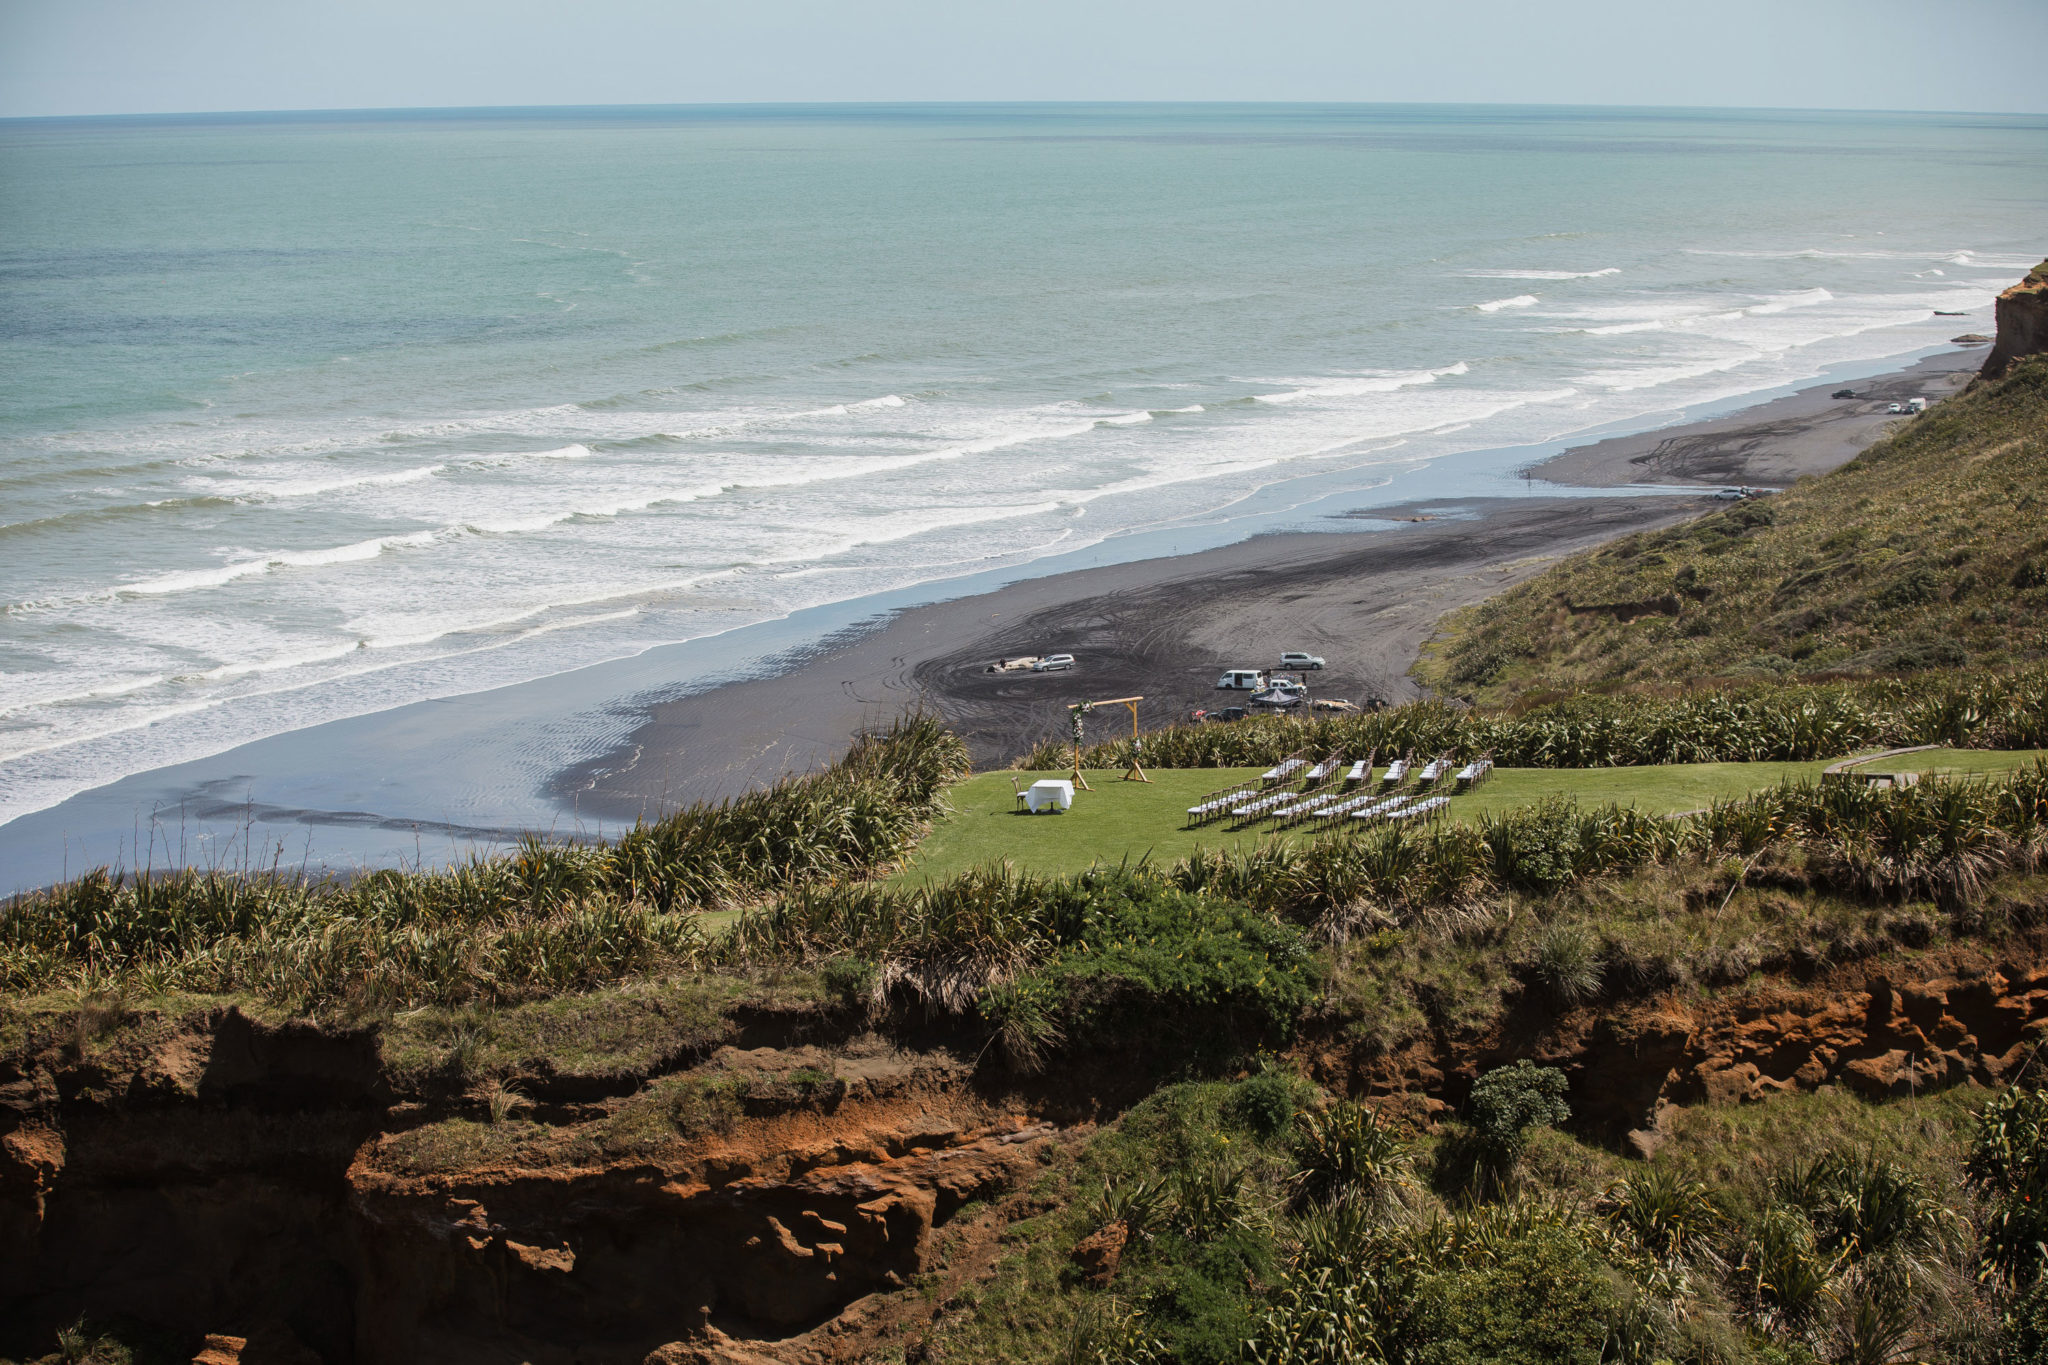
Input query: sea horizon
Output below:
<box><xmin>9</xmin><ymin>99</ymin><xmax>2047</xmax><ymax>123</ymax></box>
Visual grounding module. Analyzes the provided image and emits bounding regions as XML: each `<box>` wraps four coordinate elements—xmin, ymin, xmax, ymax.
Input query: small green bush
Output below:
<box><xmin>1410</xmin><ymin>1225</ymin><xmax>1645</xmax><ymax>1365</ymax></box>
<box><xmin>1435</xmin><ymin>1061</ymin><xmax>1573</xmax><ymax>1199</ymax></box>
<box><xmin>979</xmin><ymin>881</ymin><xmax>1319</xmax><ymax>1072</ymax></box>
<box><xmin>1227</xmin><ymin>1069</ymin><xmax>1311</xmax><ymax>1140</ymax></box>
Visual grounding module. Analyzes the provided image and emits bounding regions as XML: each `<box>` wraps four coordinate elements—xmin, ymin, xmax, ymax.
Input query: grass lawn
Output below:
<box><xmin>695</xmin><ymin>908</ymin><xmax>749</xmax><ymax>938</ymax></box>
<box><xmin>893</xmin><ymin>749</ymin><xmax>2047</xmax><ymax>885</ymax></box>
<box><xmin>1892</xmin><ymin>748</ymin><xmax>2048</xmax><ymax>778</ymax></box>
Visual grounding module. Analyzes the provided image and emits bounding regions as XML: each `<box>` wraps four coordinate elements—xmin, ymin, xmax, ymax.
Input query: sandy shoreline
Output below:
<box><xmin>1530</xmin><ymin>349</ymin><xmax>1980</xmax><ymax>488</ymax></box>
<box><xmin>0</xmin><ymin>344</ymin><xmax>1989</xmax><ymax>889</ymax></box>
<box><xmin>554</xmin><ymin>495</ymin><xmax>1700</xmax><ymax>819</ymax></box>
<box><xmin>557</xmin><ymin>345</ymin><xmax>1990</xmax><ymax>822</ymax></box>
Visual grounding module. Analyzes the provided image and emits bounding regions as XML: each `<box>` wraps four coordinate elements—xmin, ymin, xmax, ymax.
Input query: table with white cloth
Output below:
<box><xmin>1024</xmin><ymin>780</ymin><xmax>1075</xmax><ymax>813</ymax></box>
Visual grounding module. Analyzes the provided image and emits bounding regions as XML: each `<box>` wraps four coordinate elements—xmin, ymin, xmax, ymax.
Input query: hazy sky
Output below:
<box><xmin>3</xmin><ymin>0</ymin><xmax>2046</xmax><ymax>119</ymax></box>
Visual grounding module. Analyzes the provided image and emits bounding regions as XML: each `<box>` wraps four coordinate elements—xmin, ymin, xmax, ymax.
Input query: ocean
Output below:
<box><xmin>3</xmin><ymin>103</ymin><xmax>2045</xmax><ymax>849</ymax></box>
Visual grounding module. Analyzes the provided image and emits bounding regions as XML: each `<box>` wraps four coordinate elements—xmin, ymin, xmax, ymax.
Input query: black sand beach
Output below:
<box><xmin>1531</xmin><ymin>349</ymin><xmax>1980</xmax><ymax>488</ymax></box>
<box><xmin>0</xmin><ymin>345</ymin><xmax>1988</xmax><ymax>892</ymax></box>
<box><xmin>555</xmin><ymin>346</ymin><xmax>1990</xmax><ymax>822</ymax></box>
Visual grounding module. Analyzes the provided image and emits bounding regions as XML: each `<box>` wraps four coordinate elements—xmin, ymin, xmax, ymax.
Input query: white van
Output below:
<box><xmin>1216</xmin><ymin>668</ymin><xmax>1266</xmax><ymax>690</ymax></box>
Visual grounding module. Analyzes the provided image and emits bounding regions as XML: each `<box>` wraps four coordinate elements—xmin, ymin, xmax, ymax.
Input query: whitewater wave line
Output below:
<box><xmin>4</xmin><ymin>418</ymin><xmax>1118</xmax><ymax>612</ymax></box>
<box><xmin>0</xmin><ymin>605</ymin><xmax>657</xmax><ymax>771</ymax></box>
<box><xmin>1253</xmin><ymin>361</ymin><xmax>1469</xmax><ymax>405</ymax></box>
<box><xmin>8</xmin><ymin>389</ymin><xmax>915</xmax><ymax>495</ymax></box>
<box><xmin>1464</xmin><ymin>267</ymin><xmax>1620</xmax><ymax>280</ymax></box>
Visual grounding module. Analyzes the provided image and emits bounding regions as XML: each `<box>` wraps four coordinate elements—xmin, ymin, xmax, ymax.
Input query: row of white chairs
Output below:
<box><xmin>1231</xmin><ymin>790</ymin><xmax>1300</xmax><ymax>819</ymax></box>
<box><xmin>1454</xmin><ymin>758</ymin><xmax>1495</xmax><ymax>791</ymax></box>
<box><xmin>1195</xmin><ymin>749</ymin><xmax>1483</xmax><ymax>828</ymax></box>
<box><xmin>1261</xmin><ymin>756</ymin><xmax>1309</xmax><ymax>784</ymax></box>
<box><xmin>1343</xmin><ymin>793</ymin><xmax>1411</xmax><ymax>823</ymax></box>
<box><xmin>1186</xmin><ymin>788</ymin><xmax>1255</xmax><ymax>822</ymax></box>
<box><xmin>1271</xmin><ymin>791</ymin><xmax>1345</xmax><ymax>825</ymax></box>
<box><xmin>1382</xmin><ymin>795</ymin><xmax>1452</xmax><ymax>823</ymax></box>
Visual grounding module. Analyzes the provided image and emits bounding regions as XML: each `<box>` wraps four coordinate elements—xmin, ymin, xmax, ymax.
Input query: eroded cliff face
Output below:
<box><xmin>0</xmin><ymin>1016</ymin><xmax>1062</xmax><ymax>1365</ymax></box>
<box><xmin>1980</xmin><ymin>259</ymin><xmax>2048</xmax><ymax>380</ymax></box>
<box><xmin>1324</xmin><ymin>946</ymin><xmax>2048</xmax><ymax>1157</ymax></box>
<box><xmin>6</xmin><ymin>944</ymin><xmax>2048</xmax><ymax>1363</ymax></box>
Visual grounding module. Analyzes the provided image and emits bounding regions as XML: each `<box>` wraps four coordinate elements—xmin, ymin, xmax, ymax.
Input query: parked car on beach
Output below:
<box><xmin>1216</xmin><ymin>668</ymin><xmax>1266</xmax><ymax>690</ymax></box>
<box><xmin>1250</xmin><ymin>678</ymin><xmax>1307</xmax><ymax>709</ymax></box>
<box><xmin>1031</xmin><ymin>653</ymin><xmax>1075</xmax><ymax>672</ymax></box>
<box><xmin>1279</xmin><ymin>651</ymin><xmax>1325</xmax><ymax>670</ymax></box>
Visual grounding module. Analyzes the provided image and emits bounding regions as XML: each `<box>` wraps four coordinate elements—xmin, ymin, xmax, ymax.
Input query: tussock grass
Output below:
<box><xmin>0</xmin><ymin>714</ymin><xmax>965</xmax><ymax>1010</ymax></box>
<box><xmin>927</xmin><ymin>1071</ymin><xmax>2012</xmax><ymax>1365</ymax></box>
<box><xmin>1421</xmin><ymin>355</ymin><xmax>2048</xmax><ymax>702</ymax></box>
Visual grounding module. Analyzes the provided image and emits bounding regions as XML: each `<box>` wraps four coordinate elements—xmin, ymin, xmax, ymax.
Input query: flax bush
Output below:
<box><xmin>0</xmin><ymin>714</ymin><xmax>964</xmax><ymax>1007</ymax></box>
<box><xmin>1027</xmin><ymin>668</ymin><xmax>2048</xmax><ymax>773</ymax></box>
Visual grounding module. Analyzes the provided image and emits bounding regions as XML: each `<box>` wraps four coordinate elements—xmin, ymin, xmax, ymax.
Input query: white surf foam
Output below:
<box><xmin>231</xmin><ymin>463</ymin><xmax>446</xmax><ymax>501</ymax></box>
<box><xmin>1254</xmin><ymin>362</ymin><xmax>1468</xmax><ymax>405</ymax></box>
<box><xmin>1465</xmin><ymin>268</ymin><xmax>1619</xmax><ymax>280</ymax></box>
<box><xmin>1476</xmin><ymin>295</ymin><xmax>1539</xmax><ymax>312</ymax></box>
<box><xmin>116</xmin><ymin>531</ymin><xmax>441</xmax><ymax>598</ymax></box>
<box><xmin>1747</xmin><ymin>287</ymin><xmax>1834</xmax><ymax>315</ymax></box>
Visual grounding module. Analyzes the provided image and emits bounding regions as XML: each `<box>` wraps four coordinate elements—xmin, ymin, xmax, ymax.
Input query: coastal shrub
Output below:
<box><xmin>1287</xmin><ymin>1100</ymin><xmax>1413</xmax><ymax>1215</ymax></box>
<box><xmin>1968</xmin><ymin>1084</ymin><xmax>2048</xmax><ymax>1290</ymax></box>
<box><xmin>0</xmin><ymin>713</ymin><xmax>962</xmax><ymax>1007</ymax></box>
<box><xmin>1408</xmin><ymin>1223</ymin><xmax>1648</xmax><ymax>1365</ymax></box>
<box><xmin>1030</xmin><ymin>667</ymin><xmax>2048</xmax><ymax>773</ymax></box>
<box><xmin>1248</xmin><ymin>1202</ymin><xmax>1660</xmax><ymax>1365</ymax></box>
<box><xmin>976</xmin><ymin>882</ymin><xmax>1319</xmax><ymax>1071</ymax></box>
<box><xmin>1227</xmin><ymin>1067</ymin><xmax>1313</xmax><ymax>1140</ymax></box>
<box><xmin>1434</xmin><ymin>1061</ymin><xmax>1572</xmax><ymax>1199</ymax></box>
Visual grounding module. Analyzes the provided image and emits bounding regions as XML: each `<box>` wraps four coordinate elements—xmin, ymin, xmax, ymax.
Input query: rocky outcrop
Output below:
<box><xmin>0</xmin><ymin>1012</ymin><xmax>1064</xmax><ymax>1364</ymax></box>
<box><xmin>348</xmin><ymin>1106</ymin><xmax>1056</xmax><ymax>1363</ymax></box>
<box><xmin>1327</xmin><ymin>946</ymin><xmax>2048</xmax><ymax>1156</ymax></box>
<box><xmin>1980</xmin><ymin>259</ymin><xmax>2048</xmax><ymax>381</ymax></box>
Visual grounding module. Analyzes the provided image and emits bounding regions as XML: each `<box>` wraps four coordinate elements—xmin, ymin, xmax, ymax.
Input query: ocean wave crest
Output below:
<box><xmin>1464</xmin><ymin>268</ymin><xmax>1619</xmax><ymax>280</ymax></box>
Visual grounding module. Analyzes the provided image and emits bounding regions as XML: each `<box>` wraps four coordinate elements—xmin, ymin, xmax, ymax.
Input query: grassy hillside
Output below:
<box><xmin>1418</xmin><ymin>356</ymin><xmax>2048</xmax><ymax>706</ymax></box>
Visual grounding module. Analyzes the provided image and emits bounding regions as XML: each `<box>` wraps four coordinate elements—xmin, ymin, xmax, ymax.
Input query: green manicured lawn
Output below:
<box><xmin>1892</xmin><ymin>748</ymin><xmax>2048</xmax><ymax>778</ymax></box>
<box><xmin>892</xmin><ymin>749</ymin><xmax>2047</xmax><ymax>885</ymax></box>
<box><xmin>895</xmin><ymin>768</ymin><xmax>1273</xmax><ymax>884</ymax></box>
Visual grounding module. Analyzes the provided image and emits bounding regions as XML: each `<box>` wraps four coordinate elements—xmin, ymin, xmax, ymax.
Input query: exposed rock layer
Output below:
<box><xmin>1980</xmin><ymin>260</ymin><xmax>2048</xmax><ymax>380</ymax></box>
<box><xmin>6</xmin><ymin>945</ymin><xmax>2048</xmax><ymax>1361</ymax></box>
<box><xmin>1327</xmin><ymin>947</ymin><xmax>2048</xmax><ymax>1157</ymax></box>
